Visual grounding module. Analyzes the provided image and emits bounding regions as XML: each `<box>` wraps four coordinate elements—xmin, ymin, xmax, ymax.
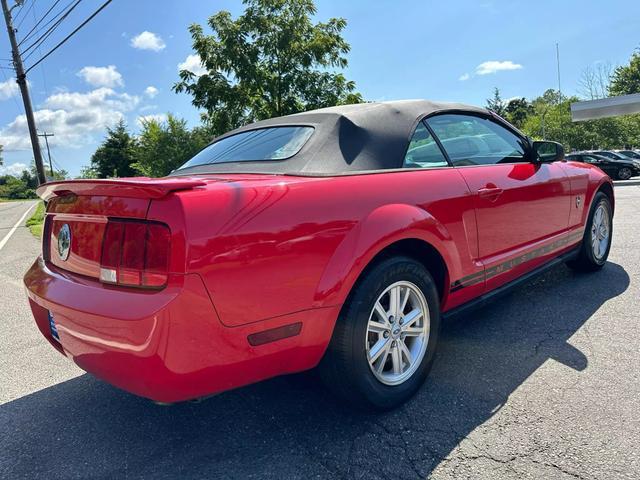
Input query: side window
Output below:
<box><xmin>425</xmin><ymin>114</ymin><xmax>528</xmax><ymax>166</ymax></box>
<box><xmin>402</xmin><ymin>122</ymin><xmax>449</xmax><ymax>169</ymax></box>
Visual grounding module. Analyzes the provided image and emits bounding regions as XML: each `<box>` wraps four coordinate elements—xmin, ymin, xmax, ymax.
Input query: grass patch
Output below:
<box><xmin>26</xmin><ymin>201</ymin><xmax>45</xmax><ymax>238</ymax></box>
<box><xmin>0</xmin><ymin>197</ymin><xmax>32</xmax><ymax>202</ymax></box>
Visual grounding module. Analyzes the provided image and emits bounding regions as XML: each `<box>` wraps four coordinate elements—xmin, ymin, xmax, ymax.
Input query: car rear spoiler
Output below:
<box><xmin>36</xmin><ymin>178</ymin><xmax>207</xmax><ymax>201</ymax></box>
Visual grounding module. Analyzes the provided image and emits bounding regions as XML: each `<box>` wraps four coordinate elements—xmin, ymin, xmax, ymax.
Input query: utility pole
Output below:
<box><xmin>556</xmin><ymin>43</ymin><xmax>562</xmax><ymax>104</ymax></box>
<box><xmin>1</xmin><ymin>0</ymin><xmax>47</xmax><ymax>185</ymax></box>
<box><xmin>38</xmin><ymin>131</ymin><xmax>54</xmax><ymax>178</ymax></box>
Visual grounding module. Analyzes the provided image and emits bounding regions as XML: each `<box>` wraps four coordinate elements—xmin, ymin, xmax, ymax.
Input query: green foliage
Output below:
<box><xmin>520</xmin><ymin>90</ymin><xmax>640</xmax><ymax>150</ymax></box>
<box><xmin>78</xmin><ymin>165</ymin><xmax>99</xmax><ymax>179</ymax></box>
<box><xmin>0</xmin><ymin>145</ymin><xmax>3</xmax><ymax>167</ymax></box>
<box><xmin>504</xmin><ymin>98</ymin><xmax>534</xmax><ymax>130</ymax></box>
<box><xmin>132</xmin><ymin>115</ymin><xmax>211</xmax><ymax>177</ymax></box>
<box><xmin>610</xmin><ymin>50</ymin><xmax>640</xmax><ymax>96</ymax></box>
<box><xmin>26</xmin><ymin>201</ymin><xmax>45</xmax><ymax>238</ymax></box>
<box><xmin>21</xmin><ymin>168</ymin><xmax>38</xmax><ymax>189</ymax></box>
<box><xmin>89</xmin><ymin>120</ymin><xmax>138</xmax><ymax>178</ymax></box>
<box><xmin>173</xmin><ymin>0</ymin><xmax>363</xmax><ymax>135</ymax></box>
<box><xmin>0</xmin><ymin>171</ymin><xmax>37</xmax><ymax>199</ymax></box>
<box><xmin>49</xmin><ymin>169</ymin><xmax>69</xmax><ymax>181</ymax></box>
<box><xmin>81</xmin><ymin>115</ymin><xmax>212</xmax><ymax>179</ymax></box>
<box><xmin>0</xmin><ymin>163</ymin><xmax>67</xmax><ymax>200</ymax></box>
<box><xmin>485</xmin><ymin>87</ymin><xmax>506</xmax><ymax>117</ymax></box>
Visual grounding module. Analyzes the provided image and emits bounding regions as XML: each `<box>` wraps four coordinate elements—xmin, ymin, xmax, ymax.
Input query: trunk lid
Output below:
<box><xmin>39</xmin><ymin>177</ymin><xmax>205</xmax><ymax>280</ymax></box>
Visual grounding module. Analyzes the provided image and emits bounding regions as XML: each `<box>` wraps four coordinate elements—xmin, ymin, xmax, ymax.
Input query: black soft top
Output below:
<box><xmin>173</xmin><ymin>99</ymin><xmax>489</xmax><ymax>176</ymax></box>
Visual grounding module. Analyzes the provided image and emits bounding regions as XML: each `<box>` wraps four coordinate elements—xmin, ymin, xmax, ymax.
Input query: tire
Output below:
<box><xmin>318</xmin><ymin>256</ymin><xmax>440</xmax><ymax>410</ymax></box>
<box><xmin>567</xmin><ymin>192</ymin><xmax>613</xmax><ymax>272</ymax></box>
<box><xmin>617</xmin><ymin>167</ymin><xmax>632</xmax><ymax>180</ymax></box>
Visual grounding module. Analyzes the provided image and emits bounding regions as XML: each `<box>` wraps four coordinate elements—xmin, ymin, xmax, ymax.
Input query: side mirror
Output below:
<box><xmin>532</xmin><ymin>141</ymin><xmax>565</xmax><ymax>163</ymax></box>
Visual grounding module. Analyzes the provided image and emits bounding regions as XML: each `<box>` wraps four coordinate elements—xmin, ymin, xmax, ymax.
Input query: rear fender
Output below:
<box><xmin>313</xmin><ymin>203</ymin><xmax>458</xmax><ymax>309</ymax></box>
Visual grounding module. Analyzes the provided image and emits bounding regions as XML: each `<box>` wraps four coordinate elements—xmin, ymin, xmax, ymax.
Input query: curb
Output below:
<box><xmin>613</xmin><ymin>180</ymin><xmax>640</xmax><ymax>187</ymax></box>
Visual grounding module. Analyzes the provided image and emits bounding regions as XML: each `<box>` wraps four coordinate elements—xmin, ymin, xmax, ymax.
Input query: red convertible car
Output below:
<box><xmin>24</xmin><ymin>100</ymin><xmax>614</xmax><ymax>409</ymax></box>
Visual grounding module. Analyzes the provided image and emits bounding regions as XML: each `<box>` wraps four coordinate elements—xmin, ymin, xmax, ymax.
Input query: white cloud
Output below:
<box><xmin>0</xmin><ymin>87</ymin><xmax>140</xmax><ymax>151</ymax></box>
<box><xmin>0</xmin><ymin>78</ymin><xmax>19</xmax><ymax>100</ymax></box>
<box><xmin>475</xmin><ymin>60</ymin><xmax>523</xmax><ymax>75</ymax></box>
<box><xmin>178</xmin><ymin>54</ymin><xmax>207</xmax><ymax>76</ymax></box>
<box><xmin>144</xmin><ymin>86</ymin><xmax>159</xmax><ymax>98</ymax></box>
<box><xmin>459</xmin><ymin>73</ymin><xmax>470</xmax><ymax>81</ymax></box>
<box><xmin>77</xmin><ymin>65</ymin><xmax>124</xmax><ymax>88</ymax></box>
<box><xmin>131</xmin><ymin>31</ymin><xmax>166</xmax><ymax>51</ymax></box>
<box><xmin>0</xmin><ymin>162</ymin><xmax>28</xmax><ymax>176</ymax></box>
<box><xmin>136</xmin><ymin>113</ymin><xmax>167</xmax><ymax>128</ymax></box>
<box><xmin>139</xmin><ymin>104</ymin><xmax>158</xmax><ymax>112</ymax></box>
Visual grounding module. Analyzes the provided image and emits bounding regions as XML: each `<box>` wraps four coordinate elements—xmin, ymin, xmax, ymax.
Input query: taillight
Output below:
<box><xmin>99</xmin><ymin>220</ymin><xmax>171</xmax><ymax>289</ymax></box>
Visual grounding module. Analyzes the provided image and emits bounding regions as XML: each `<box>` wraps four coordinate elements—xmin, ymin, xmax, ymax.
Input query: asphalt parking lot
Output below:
<box><xmin>1</xmin><ymin>187</ymin><xmax>639</xmax><ymax>480</ymax></box>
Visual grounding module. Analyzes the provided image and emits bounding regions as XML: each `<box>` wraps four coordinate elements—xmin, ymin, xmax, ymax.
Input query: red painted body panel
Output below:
<box><xmin>46</xmin><ymin>195</ymin><xmax>150</xmax><ymax>279</ymax></box>
<box><xmin>456</xmin><ymin>163</ymin><xmax>573</xmax><ymax>291</ymax></box>
<box><xmin>24</xmin><ymin>258</ymin><xmax>337</xmax><ymax>402</ymax></box>
<box><xmin>37</xmin><ymin>177</ymin><xmax>206</xmax><ymax>201</ymax></box>
<box><xmin>24</xmin><ymin>160</ymin><xmax>613</xmax><ymax>402</ymax></box>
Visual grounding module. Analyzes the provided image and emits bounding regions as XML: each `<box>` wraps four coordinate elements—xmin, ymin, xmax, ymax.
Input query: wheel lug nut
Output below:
<box><xmin>383</xmin><ymin>331</ymin><xmax>389</xmax><ymax>338</ymax></box>
<box><xmin>399</xmin><ymin>318</ymin><xmax>404</xmax><ymax>325</ymax></box>
<box><xmin>391</xmin><ymin>340</ymin><xmax>397</xmax><ymax>347</ymax></box>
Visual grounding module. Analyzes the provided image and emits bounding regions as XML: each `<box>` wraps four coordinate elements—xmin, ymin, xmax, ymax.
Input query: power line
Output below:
<box><xmin>0</xmin><ymin>62</ymin><xmax>21</xmax><ymax>111</ymax></box>
<box><xmin>18</xmin><ymin>0</ymin><xmax>62</xmax><ymax>45</ymax></box>
<box><xmin>14</xmin><ymin>0</ymin><xmax>35</xmax><ymax>29</ymax></box>
<box><xmin>19</xmin><ymin>0</ymin><xmax>73</xmax><ymax>47</ymax></box>
<box><xmin>1</xmin><ymin>0</ymin><xmax>47</xmax><ymax>184</ymax></box>
<box><xmin>20</xmin><ymin>0</ymin><xmax>81</xmax><ymax>53</ymax></box>
<box><xmin>11</xmin><ymin>0</ymin><xmax>28</xmax><ymax>23</ymax></box>
<box><xmin>25</xmin><ymin>0</ymin><xmax>112</xmax><ymax>74</ymax></box>
<box><xmin>21</xmin><ymin>0</ymin><xmax>82</xmax><ymax>58</ymax></box>
<box><xmin>29</xmin><ymin>0</ymin><xmax>48</xmax><ymax>96</ymax></box>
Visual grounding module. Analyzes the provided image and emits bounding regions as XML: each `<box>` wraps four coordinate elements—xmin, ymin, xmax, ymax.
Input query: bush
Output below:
<box><xmin>0</xmin><ymin>174</ymin><xmax>37</xmax><ymax>200</ymax></box>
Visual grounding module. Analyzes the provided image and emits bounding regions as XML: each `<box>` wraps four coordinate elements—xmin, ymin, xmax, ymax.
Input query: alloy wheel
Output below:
<box><xmin>591</xmin><ymin>203</ymin><xmax>610</xmax><ymax>261</ymax></box>
<box><xmin>365</xmin><ymin>281</ymin><xmax>430</xmax><ymax>386</ymax></box>
<box><xmin>618</xmin><ymin>167</ymin><xmax>632</xmax><ymax>180</ymax></box>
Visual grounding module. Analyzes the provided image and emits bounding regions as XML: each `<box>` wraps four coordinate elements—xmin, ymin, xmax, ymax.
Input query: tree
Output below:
<box><xmin>0</xmin><ymin>145</ymin><xmax>3</xmax><ymax>166</ymax></box>
<box><xmin>173</xmin><ymin>0</ymin><xmax>363</xmax><ymax>136</ymax></box>
<box><xmin>578</xmin><ymin>62</ymin><xmax>612</xmax><ymax>100</ymax></box>
<box><xmin>485</xmin><ymin>87</ymin><xmax>506</xmax><ymax>116</ymax></box>
<box><xmin>78</xmin><ymin>166</ymin><xmax>99</xmax><ymax>179</ymax></box>
<box><xmin>89</xmin><ymin>120</ymin><xmax>138</xmax><ymax>178</ymax></box>
<box><xmin>521</xmin><ymin>90</ymin><xmax>633</xmax><ymax>151</ymax></box>
<box><xmin>0</xmin><ymin>169</ymin><xmax>37</xmax><ymax>199</ymax></box>
<box><xmin>504</xmin><ymin>98</ymin><xmax>533</xmax><ymax>130</ymax></box>
<box><xmin>132</xmin><ymin>115</ymin><xmax>210</xmax><ymax>178</ymax></box>
<box><xmin>610</xmin><ymin>49</ymin><xmax>640</xmax><ymax>96</ymax></box>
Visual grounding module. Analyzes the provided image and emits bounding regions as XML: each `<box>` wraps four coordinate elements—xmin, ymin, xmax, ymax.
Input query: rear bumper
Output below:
<box><xmin>24</xmin><ymin>257</ymin><xmax>337</xmax><ymax>402</ymax></box>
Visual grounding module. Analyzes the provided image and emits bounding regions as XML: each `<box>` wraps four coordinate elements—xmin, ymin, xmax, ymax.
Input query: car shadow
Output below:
<box><xmin>1</xmin><ymin>262</ymin><xmax>629</xmax><ymax>479</ymax></box>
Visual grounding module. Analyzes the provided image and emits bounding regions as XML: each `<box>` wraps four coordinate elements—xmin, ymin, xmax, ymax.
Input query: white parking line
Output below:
<box><xmin>0</xmin><ymin>202</ymin><xmax>37</xmax><ymax>252</ymax></box>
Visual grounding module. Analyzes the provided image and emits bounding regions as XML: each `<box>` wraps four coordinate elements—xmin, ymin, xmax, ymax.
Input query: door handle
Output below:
<box><xmin>477</xmin><ymin>186</ymin><xmax>504</xmax><ymax>201</ymax></box>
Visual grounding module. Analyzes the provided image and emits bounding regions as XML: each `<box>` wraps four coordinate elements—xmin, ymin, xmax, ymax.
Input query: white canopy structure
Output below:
<box><xmin>571</xmin><ymin>93</ymin><xmax>640</xmax><ymax>121</ymax></box>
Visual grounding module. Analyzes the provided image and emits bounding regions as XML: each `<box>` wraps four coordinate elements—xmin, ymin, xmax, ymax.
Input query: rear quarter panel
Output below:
<box><xmin>157</xmin><ymin>170</ymin><xmax>479</xmax><ymax>327</ymax></box>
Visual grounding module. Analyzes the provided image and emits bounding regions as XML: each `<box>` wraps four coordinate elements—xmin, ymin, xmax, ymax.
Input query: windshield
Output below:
<box><xmin>177</xmin><ymin>126</ymin><xmax>314</xmax><ymax>170</ymax></box>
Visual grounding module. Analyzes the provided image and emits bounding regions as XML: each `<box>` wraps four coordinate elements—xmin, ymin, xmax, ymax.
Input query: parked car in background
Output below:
<box><xmin>591</xmin><ymin>150</ymin><xmax>634</xmax><ymax>161</ymax></box>
<box><xmin>616</xmin><ymin>150</ymin><xmax>640</xmax><ymax>160</ymax></box>
<box><xmin>567</xmin><ymin>152</ymin><xmax>640</xmax><ymax>180</ymax></box>
<box><xmin>24</xmin><ymin>100</ymin><xmax>614</xmax><ymax>410</ymax></box>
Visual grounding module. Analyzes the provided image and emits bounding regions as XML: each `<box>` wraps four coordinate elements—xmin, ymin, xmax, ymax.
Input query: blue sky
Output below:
<box><xmin>0</xmin><ymin>0</ymin><xmax>638</xmax><ymax>177</ymax></box>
